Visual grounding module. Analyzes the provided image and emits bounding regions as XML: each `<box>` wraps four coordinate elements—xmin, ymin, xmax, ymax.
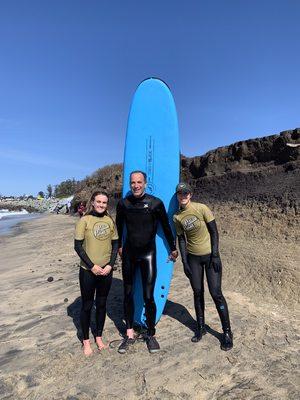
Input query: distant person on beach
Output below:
<box><xmin>116</xmin><ymin>171</ymin><xmax>178</xmax><ymax>354</ymax></box>
<box><xmin>74</xmin><ymin>191</ymin><xmax>118</xmax><ymax>356</ymax></box>
<box><xmin>173</xmin><ymin>183</ymin><xmax>233</xmax><ymax>351</ymax></box>
<box><xmin>77</xmin><ymin>202</ymin><xmax>86</xmax><ymax>217</ymax></box>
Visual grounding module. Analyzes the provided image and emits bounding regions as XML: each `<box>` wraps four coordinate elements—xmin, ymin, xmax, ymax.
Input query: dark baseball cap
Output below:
<box><xmin>175</xmin><ymin>182</ymin><xmax>192</xmax><ymax>194</ymax></box>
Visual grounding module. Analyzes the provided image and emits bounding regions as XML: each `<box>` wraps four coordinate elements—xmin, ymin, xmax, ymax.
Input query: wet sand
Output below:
<box><xmin>0</xmin><ymin>211</ymin><xmax>299</xmax><ymax>399</ymax></box>
<box><xmin>0</xmin><ymin>213</ymin><xmax>41</xmax><ymax>236</ymax></box>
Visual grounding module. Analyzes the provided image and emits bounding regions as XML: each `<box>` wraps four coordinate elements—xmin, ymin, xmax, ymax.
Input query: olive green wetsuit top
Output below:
<box><xmin>173</xmin><ymin>202</ymin><xmax>215</xmax><ymax>255</ymax></box>
<box><xmin>75</xmin><ymin>214</ymin><xmax>118</xmax><ymax>270</ymax></box>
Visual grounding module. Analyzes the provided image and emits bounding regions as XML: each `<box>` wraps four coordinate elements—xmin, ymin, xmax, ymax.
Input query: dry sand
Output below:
<box><xmin>0</xmin><ymin>210</ymin><xmax>299</xmax><ymax>400</ymax></box>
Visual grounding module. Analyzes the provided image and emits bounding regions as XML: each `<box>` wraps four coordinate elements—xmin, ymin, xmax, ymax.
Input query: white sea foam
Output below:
<box><xmin>0</xmin><ymin>209</ymin><xmax>29</xmax><ymax>220</ymax></box>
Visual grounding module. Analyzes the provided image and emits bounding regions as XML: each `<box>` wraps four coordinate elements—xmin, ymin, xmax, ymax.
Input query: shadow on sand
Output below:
<box><xmin>67</xmin><ymin>276</ymin><xmax>222</xmax><ymax>344</ymax></box>
<box><xmin>67</xmin><ymin>276</ymin><xmax>126</xmax><ymax>342</ymax></box>
<box><xmin>163</xmin><ymin>299</ymin><xmax>223</xmax><ymax>342</ymax></box>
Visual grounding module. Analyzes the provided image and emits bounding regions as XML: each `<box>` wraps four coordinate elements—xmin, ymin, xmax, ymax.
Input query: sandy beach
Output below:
<box><xmin>0</xmin><ymin>210</ymin><xmax>299</xmax><ymax>400</ymax></box>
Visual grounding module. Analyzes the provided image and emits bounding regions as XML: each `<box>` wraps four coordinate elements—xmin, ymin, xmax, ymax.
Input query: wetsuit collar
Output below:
<box><xmin>130</xmin><ymin>192</ymin><xmax>146</xmax><ymax>202</ymax></box>
<box><xmin>89</xmin><ymin>210</ymin><xmax>106</xmax><ymax>218</ymax></box>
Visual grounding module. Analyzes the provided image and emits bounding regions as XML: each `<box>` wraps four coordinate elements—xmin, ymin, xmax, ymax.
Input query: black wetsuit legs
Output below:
<box><xmin>122</xmin><ymin>245</ymin><xmax>157</xmax><ymax>336</ymax></box>
<box><xmin>79</xmin><ymin>267</ymin><xmax>112</xmax><ymax>340</ymax></box>
<box><xmin>186</xmin><ymin>254</ymin><xmax>205</xmax><ymax>327</ymax></box>
<box><xmin>187</xmin><ymin>253</ymin><xmax>231</xmax><ymax>332</ymax></box>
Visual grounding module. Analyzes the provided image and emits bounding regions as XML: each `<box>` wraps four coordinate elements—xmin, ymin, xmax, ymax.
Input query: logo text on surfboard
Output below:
<box><xmin>146</xmin><ymin>136</ymin><xmax>155</xmax><ymax>194</ymax></box>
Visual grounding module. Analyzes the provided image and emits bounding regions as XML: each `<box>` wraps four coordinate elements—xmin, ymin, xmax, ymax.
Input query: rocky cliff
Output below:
<box><xmin>73</xmin><ymin>128</ymin><xmax>299</xmax><ymax>214</ymax></box>
<box><xmin>180</xmin><ymin>129</ymin><xmax>299</xmax><ymax>213</ymax></box>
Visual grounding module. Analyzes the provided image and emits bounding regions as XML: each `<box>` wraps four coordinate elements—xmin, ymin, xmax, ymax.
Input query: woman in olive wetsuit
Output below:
<box><xmin>173</xmin><ymin>183</ymin><xmax>233</xmax><ymax>351</ymax></box>
<box><xmin>74</xmin><ymin>191</ymin><xmax>118</xmax><ymax>356</ymax></box>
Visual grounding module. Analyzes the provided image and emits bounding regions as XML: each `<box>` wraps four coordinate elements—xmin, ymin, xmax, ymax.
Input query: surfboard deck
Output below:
<box><xmin>122</xmin><ymin>77</ymin><xmax>180</xmax><ymax>326</ymax></box>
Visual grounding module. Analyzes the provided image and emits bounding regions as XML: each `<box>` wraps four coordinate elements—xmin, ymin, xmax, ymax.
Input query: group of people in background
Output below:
<box><xmin>74</xmin><ymin>170</ymin><xmax>233</xmax><ymax>356</ymax></box>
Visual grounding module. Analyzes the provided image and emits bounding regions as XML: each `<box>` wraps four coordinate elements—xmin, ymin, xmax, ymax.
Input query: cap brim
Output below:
<box><xmin>176</xmin><ymin>190</ymin><xmax>191</xmax><ymax>194</ymax></box>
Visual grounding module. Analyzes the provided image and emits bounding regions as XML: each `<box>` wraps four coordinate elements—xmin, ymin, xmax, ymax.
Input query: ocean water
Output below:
<box><xmin>0</xmin><ymin>209</ymin><xmax>40</xmax><ymax>236</ymax></box>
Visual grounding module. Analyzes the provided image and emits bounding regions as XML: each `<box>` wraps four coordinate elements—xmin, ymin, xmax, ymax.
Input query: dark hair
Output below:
<box><xmin>130</xmin><ymin>170</ymin><xmax>147</xmax><ymax>182</ymax></box>
<box><xmin>85</xmin><ymin>191</ymin><xmax>109</xmax><ymax>215</ymax></box>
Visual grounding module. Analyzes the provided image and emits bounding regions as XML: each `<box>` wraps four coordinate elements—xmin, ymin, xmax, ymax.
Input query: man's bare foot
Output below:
<box><xmin>82</xmin><ymin>339</ymin><xmax>93</xmax><ymax>356</ymax></box>
<box><xmin>95</xmin><ymin>336</ymin><xmax>108</xmax><ymax>351</ymax></box>
<box><xmin>126</xmin><ymin>328</ymin><xmax>135</xmax><ymax>339</ymax></box>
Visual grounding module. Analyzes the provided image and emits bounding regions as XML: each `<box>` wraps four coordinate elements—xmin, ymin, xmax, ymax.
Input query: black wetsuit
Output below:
<box><xmin>178</xmin><ymin>219</ymin><xmax>231</xmax><ymax>333</ymax></box>
<box><xmin>74</xmin><ymin>210</ymin><xmax>118</xmax><ymax>340</ymax></box>
<box><xmin>116</xmin><ymin>193</ymin><xmax>176</xmax><ymax>336</ymax></box>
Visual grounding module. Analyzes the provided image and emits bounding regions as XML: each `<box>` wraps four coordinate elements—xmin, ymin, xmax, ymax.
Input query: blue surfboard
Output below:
<box><xmin>122</xmin><ymin>78</ymin><xmax>180</xmax><ymax>326</ymax></box>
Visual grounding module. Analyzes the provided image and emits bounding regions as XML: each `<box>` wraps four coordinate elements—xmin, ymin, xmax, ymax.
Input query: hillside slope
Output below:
<box><xmin>74</xmin><ymin>128</ymin><xmax>300</xmax><ymax>214</ymax></box>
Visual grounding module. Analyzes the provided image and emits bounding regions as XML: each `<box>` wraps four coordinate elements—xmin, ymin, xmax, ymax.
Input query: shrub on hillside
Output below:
<box><xmin>54</xmin><ymin>179</ymin><xmax>77</xmax><ymax>198</ymax></box>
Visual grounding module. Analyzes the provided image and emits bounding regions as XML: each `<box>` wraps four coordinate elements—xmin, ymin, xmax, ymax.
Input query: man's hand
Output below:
<box><xmin>168</xmin><ymin>250</ymin><xmax>178</xmax><ymax>262</ymax></box>
<box><xmin>118</xmin><ymin>247</ymin><xmax>123</xmax><ymax>259</ymax></box>
<box><xmin>210</xmin><ymin>255</ymin><xmax>222</xmax><ymax>273</ymax></box>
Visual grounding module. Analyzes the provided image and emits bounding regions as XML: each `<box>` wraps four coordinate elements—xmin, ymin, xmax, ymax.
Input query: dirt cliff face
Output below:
<box><xmin>73</xmin><ymin>129</ymin><xmax>299</xmax><ymax>213</ymax></box>
<box><xmin>183</xmin><ymin>129</ymin><xmax>299</xmax><ymax>178</ymax></box>
<box><xmin>180</xmin><ymin>129</ymin><xmax>300</xmax><ymax>213</ymax></box>
<box><xmin>73</xmin><ymin>163</ymin><xmax>123</xmax><ymax>210</ymax></box>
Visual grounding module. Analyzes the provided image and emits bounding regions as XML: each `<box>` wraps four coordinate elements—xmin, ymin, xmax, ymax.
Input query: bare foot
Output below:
<box><xmin>126</xmin><ymin>328</ymin><xmax>135</xmax><ymax>339</ymax></box>
<box><xmin>95</xmin><ymin>336</ymin><xmax>108</xmax><ymax>351</ymax></box>
<box><xmin>82</xmin><ymin>339</ymin><xmax>93</xmax><ymax>356</ymax></box>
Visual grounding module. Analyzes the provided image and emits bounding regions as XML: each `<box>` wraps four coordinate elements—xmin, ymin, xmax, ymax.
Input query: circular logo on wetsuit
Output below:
<box><xmin>181</xmin><ymin>214</ymin><xmax>201</xmax><ymax>232</ymax></box>
<box><xmin>93</xmin><ymin>222</ymin><xmax>110</xmax><ymax>240</ymax></box>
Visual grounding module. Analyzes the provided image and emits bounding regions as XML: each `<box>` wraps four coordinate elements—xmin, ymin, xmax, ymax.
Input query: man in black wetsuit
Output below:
<box><xmin>116</xmin><ymin>171</ymin><xmax>178</xmax><ymax>354</ymax></box>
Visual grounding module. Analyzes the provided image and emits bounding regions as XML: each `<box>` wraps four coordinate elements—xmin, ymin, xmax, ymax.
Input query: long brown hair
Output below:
<box><xmin>84</xmin><ymin>191</ymin><xmax>109</xmax><ymax>216</ymax></box>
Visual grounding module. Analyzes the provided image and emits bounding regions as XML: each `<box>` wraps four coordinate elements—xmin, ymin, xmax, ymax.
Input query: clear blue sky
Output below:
<box><xmin>1</xmin><ymin>0</ymin><xmax>299</xmax><ymax>196</ymax></box>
